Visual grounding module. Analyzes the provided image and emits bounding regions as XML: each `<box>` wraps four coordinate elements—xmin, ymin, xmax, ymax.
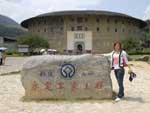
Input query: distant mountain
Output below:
<box><xmin>0</xmin><ymin>14</ymin><xmax>20</xmax><ymax>27</ymax></box>
<box><xmin>0</xmin><ymin>14</ymin><xmax>27</xmax><ymax>39</ymax></box>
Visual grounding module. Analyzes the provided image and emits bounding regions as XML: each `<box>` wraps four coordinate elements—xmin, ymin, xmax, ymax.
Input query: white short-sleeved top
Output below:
<box><xmin>104</xmin><ymin>50</ymin><xmax>128</xmax><ymax>69</ymax></box>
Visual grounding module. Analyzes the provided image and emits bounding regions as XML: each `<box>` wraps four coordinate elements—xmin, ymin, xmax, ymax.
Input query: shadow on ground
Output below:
<box><xmin>124</xmin><ymin>96</ymin><xmax>145</xmax><ymax>103</ymax></box>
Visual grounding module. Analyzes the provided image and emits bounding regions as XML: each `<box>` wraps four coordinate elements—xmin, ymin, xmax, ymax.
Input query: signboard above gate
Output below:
<box><xmin>67</xmin><ymin>31</ymin><xmax>92</xmax><ymax>51</ymax></box>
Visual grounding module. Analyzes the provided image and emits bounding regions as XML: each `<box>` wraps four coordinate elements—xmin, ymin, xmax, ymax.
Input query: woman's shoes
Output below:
<box><xmin>115</xmin><ymin>97</ymin><xmax>121</xmax><ymax>102</ymax></box>
<box><xmin>115</xmin><ymin>96</ymin><xmax>124</xmax><ymax>102</ymax></box>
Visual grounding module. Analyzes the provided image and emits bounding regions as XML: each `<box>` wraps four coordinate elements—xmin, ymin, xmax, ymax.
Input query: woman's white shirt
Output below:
<box><xmin>103</xmin><ymin>50</ymin><xmax>128</xmax><ymax>69</ymax></box>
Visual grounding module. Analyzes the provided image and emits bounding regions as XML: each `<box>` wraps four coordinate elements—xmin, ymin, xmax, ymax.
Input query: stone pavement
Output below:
<box><xmin>0</xmin><ymin>57</ymin><xmax>150</xmax><ymax>113</ymax></box>
<box><xmin>0</xmin><ymin>57</ymin><xmax>27</xmax><ymax>75</ymax></box>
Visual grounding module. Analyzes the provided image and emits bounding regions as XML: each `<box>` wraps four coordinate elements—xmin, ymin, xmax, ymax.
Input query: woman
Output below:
<box><xmin>104</xmin><ymin>42</ymin><xmax>130</xmax><ymax>102</ymax></box>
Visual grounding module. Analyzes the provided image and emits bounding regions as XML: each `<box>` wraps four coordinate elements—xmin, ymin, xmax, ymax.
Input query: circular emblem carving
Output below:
<box><xmin>60</xmin><ymin>64</ymin><xmax>75</xmax><ymax>78</ymax></box>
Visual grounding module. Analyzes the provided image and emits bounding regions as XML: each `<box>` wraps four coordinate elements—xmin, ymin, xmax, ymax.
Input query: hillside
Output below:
<box><xmin>0</xmin><ymin>14</ymin><xmax>20</xmax><ymax>28</ymax></box>
<box><xmin>0</xmin><ymin>14</ymin><xmax>27</xmax><ymax>38</ymax></box>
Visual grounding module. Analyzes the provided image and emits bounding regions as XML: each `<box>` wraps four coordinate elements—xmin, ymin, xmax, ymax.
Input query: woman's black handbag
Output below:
<box><xmin>129</xmin><ymin>72</ymin><xmax>136</xmax><ymax>82</ymax></box>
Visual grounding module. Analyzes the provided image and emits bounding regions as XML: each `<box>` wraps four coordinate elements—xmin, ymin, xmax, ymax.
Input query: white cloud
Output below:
<box><xmin>0</xmin><ymin>0</ymin><xmax>103</xmax><ymax>23</ymax></box>
<box><xmin>5</xmin><ymin>0</ymin><xmax>23</xmax><ymax>3</ymax></box>
<box><xmin>143</xmin><ymin>4</ymin><xmax>150</xmax><ymax>20</ymax></box>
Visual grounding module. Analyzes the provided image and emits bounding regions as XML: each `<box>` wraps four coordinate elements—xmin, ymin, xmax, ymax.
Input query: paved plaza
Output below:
<box><xmin>0</xmin><ymin>57</ymin><xmax>150</xmax><ymax>113</ymax></box>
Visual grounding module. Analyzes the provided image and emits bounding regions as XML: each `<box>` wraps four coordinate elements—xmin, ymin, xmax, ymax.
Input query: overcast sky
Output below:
<box><xmin>0</xmin><ymin>0</ymin><xmax>150</xmax><ymax>23</ymax></box>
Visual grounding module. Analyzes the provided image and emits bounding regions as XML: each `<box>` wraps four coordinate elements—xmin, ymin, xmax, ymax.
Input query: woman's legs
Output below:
<box><xmin>114</xmin><ymin>68</ymin><xmax>125</xmax><ymax>98</ymax></box>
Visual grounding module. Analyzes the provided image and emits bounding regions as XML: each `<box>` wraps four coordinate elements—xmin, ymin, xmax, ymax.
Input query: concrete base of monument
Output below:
<box><xmin>21</xmin><ymin>54</ymin><xmax>113</xmax><ymax>100</ymax></box>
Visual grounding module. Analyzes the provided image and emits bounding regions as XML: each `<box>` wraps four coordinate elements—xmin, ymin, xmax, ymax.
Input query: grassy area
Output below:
<box><xmin>6</xmin><ymin>54</ymin><xmax>22</xmax><ymax>57</ymax></box>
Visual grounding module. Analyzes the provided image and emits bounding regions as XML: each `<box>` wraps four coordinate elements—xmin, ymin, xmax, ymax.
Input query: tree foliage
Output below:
<box><xmin>141</xmin><ymin>32</ymin><xmax>150</xmax><ymax>48</ymax></box>
<box><xmin>17</xmin><ymin>34</ymin><xmax>49</xmax><ymax>52</ymax></box>
<box><xmin>121</xmin><ymin>37</ymin><xmax>140</xmax><ymax>52</ymax></box>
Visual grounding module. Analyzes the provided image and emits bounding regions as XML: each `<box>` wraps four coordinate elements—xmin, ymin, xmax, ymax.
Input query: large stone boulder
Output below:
<box><xmin>21</xmin><ymin>54</ymin><xmax>112</xmax><ymax>100</ymax></box>
<box><xmin>148</xmin><ymin>56</ymin><xmax>150</xmax><ymax>64</ymax></box>
<box><xmin>136</xmin><ymin>55</ymin><xmax>150</xmax><ymax>62</ymax></box>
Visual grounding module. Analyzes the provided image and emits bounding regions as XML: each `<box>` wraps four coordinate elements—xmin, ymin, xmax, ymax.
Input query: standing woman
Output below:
<box><xmin>104</xmin><ymin>42</ymin><xmax>129</xmax><ymax>102</ymax></box>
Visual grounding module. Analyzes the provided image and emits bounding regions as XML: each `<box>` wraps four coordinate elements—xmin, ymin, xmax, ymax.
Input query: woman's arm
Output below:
<box><xmin>122</xmin><ymin>51</ymin><xmax>128</xmax><ymax>64</ymax></box>
<box><xmin>103</xmin><ymin>51</ymin><xmax>113</xmax><ymax>57</ymax></box>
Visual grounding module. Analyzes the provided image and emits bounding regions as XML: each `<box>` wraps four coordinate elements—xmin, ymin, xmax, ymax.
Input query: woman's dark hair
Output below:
<box><xmin>114</xmin><ymin>42</ymin><xmax>122</xmax><ymax>50</ymax></box>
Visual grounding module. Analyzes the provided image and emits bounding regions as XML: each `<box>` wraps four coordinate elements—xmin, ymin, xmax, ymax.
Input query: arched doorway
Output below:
<box><xmin>74</xmin><ymin>42</ymin><xmax>85</xmax><ymax>54</ymax></box>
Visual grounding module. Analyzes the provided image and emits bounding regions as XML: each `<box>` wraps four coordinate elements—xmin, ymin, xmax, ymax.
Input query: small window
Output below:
<box><xmin>107</xmin><ymin>19</ymin><xmax>110</xmax><ymax>23</ymax></box>
<box><xmin>122</xmin><ymin>21</ymin><xmax>124</xmax><ymax>24</ymax></box>
<box><xmin>132</xmin><ymin>23</ymin><xmax>135</xmax><ymax>26</ymax></box>
<box><xmin>115</xmin><ymin>28</ymin><xmax>117</xmax><ymax>32</ymax></box>
<box><xmin>128</xmin><ymin>21</ymin><xmax>131</xmax><ymax>25</ymax></box>
<box><xmin>77</xmin><ymin>17</ymin><xmax>83</xmax><ymax>23</ymax></box>
<box><xmin>60</xmin><ymin>18</ymin><xmax>64</xmax><ymax>23</ymax></box>
<box><xmin>97</xmin><ymin>27</ymin><xmax>100</xmax><ymax>32</ymax></box>
<box><xmin>115</xmin><ymin>20</ymin><xmax>118</xmax><ymax>24</ymax></box>
<box><xmin>60</xmin><ymin>27</ymin><xmax>63</xmax><ymax>31</ymax></box>
<box><xmin>96</xmin><ymin>18</ymin><xmax>100</xmax><ymax>22</ymax></box>
<box><xmin>77</xmin><ymin>26</ymin><xmax>82</xmax><ymax>31</ymax></box>
<box><xmin>71</xmin><ymin>18</ymin><xmax>74</xmax><ymax>22</ymax></box>
<box><xmin>44</xmin><ymin>28</ymin><xmax>46</xmax><ymax>32</ymax></box>
<box><xmin>85</xmin><ymin>18</ymin><xmax>88</xmax><ymax>22</ymax></box>
<box><xmin>44</xmin><ymin>20</ymin><xmax>46</xmax><ymax>24</ymax></box>
<box><xmin>85</xmin><ymin>27</ymin><xmax>88</xmax><ymax>31</ymax></box>
<box><xmin>68</xmin><ymin>50</ymin><xmax>73</xmax><ymax>53</ymax></box>
<box><xmin>71</xmin><ymin>27</ymin><xmax>75</xmax><ymax>31</ymax></box>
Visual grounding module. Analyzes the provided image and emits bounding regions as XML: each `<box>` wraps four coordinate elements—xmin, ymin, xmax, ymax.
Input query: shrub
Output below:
<box><xmin>17</xmin><ymin>33</ymin><xmax>49</xmax><ymax>54</ymax></box>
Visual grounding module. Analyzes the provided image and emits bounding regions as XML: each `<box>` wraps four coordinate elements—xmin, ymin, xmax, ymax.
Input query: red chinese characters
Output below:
<box><xmin>45</xmin><ymin>81</ymin><xmax>52</xmax><ymax>91</ymax></box>
<box><xmin>56</xmin><ymin>82</ymin><xmax>64</xmax><ymax>89</ymax></box>
<box><xmin>31</xmin><ymin>81</ymin><xmax>39</xmax><ymax>91</ymax></box>
<box><xmin>71</xmin><ymin>81</ymin><xmax>78</xmax><ymax>93</ymax></box>
<box><xmin>31</xmin><ymin>80</ymin><xmax>103</xmax><ymax>93</ymax></box>
<box><xmin>95</xmin><ymin>81</ymin><xmax>103</xmax><ymax>89</ymax></box>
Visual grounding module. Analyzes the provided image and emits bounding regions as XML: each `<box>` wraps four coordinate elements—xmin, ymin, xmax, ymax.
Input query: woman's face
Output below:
<box><xmin>114</xmin><ymin>43</ymin><xmax>121</xmax><ymax>52</ymax></box>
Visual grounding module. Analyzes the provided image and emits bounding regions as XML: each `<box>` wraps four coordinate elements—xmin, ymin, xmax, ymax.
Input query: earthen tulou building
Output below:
<box><xmin>21</xmin><ymin>10</ymin><xmax>147</xmax><ymax>54</ymax></box>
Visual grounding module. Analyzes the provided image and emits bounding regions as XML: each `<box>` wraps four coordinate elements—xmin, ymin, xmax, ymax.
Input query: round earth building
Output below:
<box><xmin>21</xmin><ymin>10</ymin><xmax>147</xmax><ymax>54</ymax></box>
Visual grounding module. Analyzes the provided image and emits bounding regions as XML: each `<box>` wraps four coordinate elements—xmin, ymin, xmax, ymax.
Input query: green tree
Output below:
<box><xmin>144</xmin><ymin>19</ymin><xmax>150</xmax><ymax>32</ymax></box>
<box><xmin>121</xmin><ymin>37</ymin><xmax>140</xmax><ymax>52</ymax></box>
<box><xmin>141</xmin><ymin>32</ymin><xmax>150</xmax><ymax>48</ymax></box>
<box><xmin>17</xmin><ymin>33</ymin><xmax>49</xmax><ymax>53</ymax></box>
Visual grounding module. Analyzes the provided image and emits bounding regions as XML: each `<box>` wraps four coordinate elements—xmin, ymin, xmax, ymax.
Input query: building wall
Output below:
<box><xmin>67</xmin><ymin>31</ymin><xmax>92</xmax><ymax>51</ymax></box>
<box><xmin>27</xmin><ymin>15</ymin><xmax>142</xmax><ymax>54</ymax></box>
<box><xmin>0</xmin><ymin>37</ymin><xmax>16</xmax><ymax>50</ymax></box>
